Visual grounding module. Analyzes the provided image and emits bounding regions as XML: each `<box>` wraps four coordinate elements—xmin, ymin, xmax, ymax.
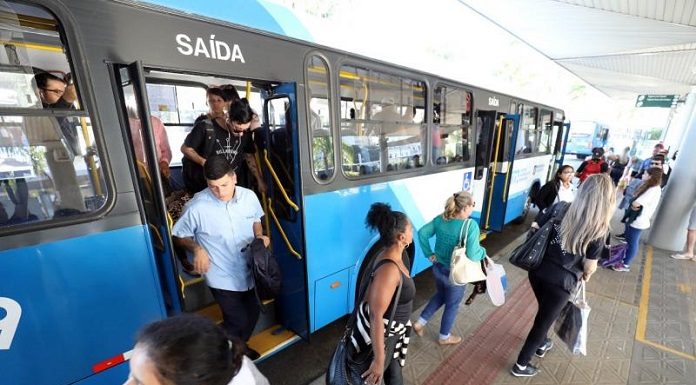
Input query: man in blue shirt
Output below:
<box><xmin>173</xmin><ymin>155</ymin><xmax>268</xmax><ymax>359</ymax></box>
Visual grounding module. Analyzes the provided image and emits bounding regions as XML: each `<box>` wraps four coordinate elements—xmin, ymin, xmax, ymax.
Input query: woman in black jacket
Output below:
<box><xmin>533</xmin><ymin>165</ymin><xmax>576</xmax><ymax>212</ymax></box>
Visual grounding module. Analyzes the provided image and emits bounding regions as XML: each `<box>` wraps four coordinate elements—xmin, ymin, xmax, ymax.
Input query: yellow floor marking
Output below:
<box><xmin>248</xmin><ymin>325</ymin><xmax>297</xmax><ymax>356</ymax></box>
<box><xmin>635</xmin><ymin>246</ymin><xmax>696</xmax><ymax>360</ymax></box>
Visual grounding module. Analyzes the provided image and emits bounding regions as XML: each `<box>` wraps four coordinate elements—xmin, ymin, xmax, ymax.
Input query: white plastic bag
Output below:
<box><xmin>573</xmin><ymin>282</ymin><xmax>591</xmax><ymax>355</ymax></box>
<box><xmin>485</xmin><ymin>258</ymin><xmax>507</xmax><ymax>306</ymax></box>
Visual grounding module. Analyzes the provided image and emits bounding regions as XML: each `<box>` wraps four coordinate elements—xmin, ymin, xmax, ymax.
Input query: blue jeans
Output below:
<box><xmin>418</xmin><ymin>262</ymin><xmax>467</xmax><ymax>337</ymax></box>
<box><xmin>623</xmin><ymin>225</ymin><xmax>643</xmax><ymax>266</ymax></box>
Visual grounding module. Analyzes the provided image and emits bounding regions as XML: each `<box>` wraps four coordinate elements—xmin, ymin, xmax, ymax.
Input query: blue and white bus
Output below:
<box><xmin>0</xmin><ymin>1</ymin><xmax>569</xmax><ymax>384</ymax></box>
<box><xmin>565</xmin><ymin>120</ymin><xmax>609</xmax><ymax>158</ymax></box>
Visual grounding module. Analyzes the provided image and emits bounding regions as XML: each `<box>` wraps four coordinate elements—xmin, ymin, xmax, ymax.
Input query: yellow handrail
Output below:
<box><xmin>485</xmin><ymin>115</ymin><xmax>505</xmax><ymax>230</ymax></box>
<box><xmin>267</xmin><ymin>198</ymin><xmax>302</xmax><ymax>260</ymax></box>
<box><xmin>254</xmin><ymin>148</ymin><xmax>270</xmax><ymax>236</ymax></box>
<box><xmin>502</xmin><ymin>119</ymin><xmax>513</xmax><ymax>202</ymax></box>
<box><xmin>263</xmin><ymin>149</ymin><xmax>299</xmax><ymax>211</ymax></box>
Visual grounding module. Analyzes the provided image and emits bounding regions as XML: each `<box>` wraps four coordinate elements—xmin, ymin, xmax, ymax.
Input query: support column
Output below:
<box><xmin>648</xmin><ymin>89</ymin><xmax>696</xmax><ymax>250</ymax></box>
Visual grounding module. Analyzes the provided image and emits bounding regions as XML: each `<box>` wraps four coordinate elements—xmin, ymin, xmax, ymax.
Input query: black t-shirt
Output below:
<box><xmin>530</xmin><ymin>202</ymin><xmax>603</xmax><ymax>293</ymax></box>
<box><xmin>181</xmin><ymin>119</ymin><xmax>255</xmax><ymax>193</ymax></box>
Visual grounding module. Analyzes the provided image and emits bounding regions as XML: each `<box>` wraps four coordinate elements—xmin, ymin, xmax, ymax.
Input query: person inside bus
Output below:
<box><xmin>124</xmin><ymin>314</ymin><xmax>269</xmax><ymax>385</ymax></box>
<box><xmin>511</xmin><ymin>174</ymin><xmax>614</xmax><ymax>377</ymax></box>
<box><xmin>575</xmin><ymin>147</ymin><xmax>608</xmax><ymax>184</ymax></box>
<box><xmin>172</xmin><ymin>155</ymin><xmax>269</xmax><ymax>360</ymax></box>
<box><xmin>127</xmin><ymin>107</ymin><xmax>173</xmax><ymax>194</ymax></box>
<box><xmin>533</xmin><ymin>165</ymin><xmax>576</xmax><ymax>212</ymax></box>
<box><xmin>181</xmin><ymin>94</ymin><xmax>264</xmax><ymax>195</ymax></box>
<box><xmin>358</xmin><ymin>202</ymin><xmax>415</xmax><ymax>385</ymax></box>
<box><xmin>412</xmin><ymin>191</ymin><xmax>486</xmax><ymax>346</ymax></box>
<box><xmin>25</xmin><ymin>71</ymin><xmax>85</xmax><ymax>213</ymax></box>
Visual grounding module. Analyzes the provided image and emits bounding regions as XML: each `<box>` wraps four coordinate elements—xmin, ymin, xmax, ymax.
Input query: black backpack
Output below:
<box><xmin>245</xmin><ymin>237</ymin><xmax>282</xmax><ymax>302</ymax></box>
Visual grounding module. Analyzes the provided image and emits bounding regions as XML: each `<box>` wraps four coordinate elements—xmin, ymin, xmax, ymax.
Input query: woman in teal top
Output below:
<box><xmin>412</xmin><ymin>191</ymin><xmax>486</xmax><ymax>345</ymax></box>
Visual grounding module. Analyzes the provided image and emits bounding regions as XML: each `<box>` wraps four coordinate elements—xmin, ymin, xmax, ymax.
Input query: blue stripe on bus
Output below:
<box><xmin>0</xmin><ymin>226</ymin><xmax>165</xmax><ymax>385</ymax></box>
<box><xmin>144</xmin><ymin>0</ymin><xmax>313</xmax><ymax>41</ymax></box>
<box><xmin>504</xmin><ymin>189</ymin><xmax>528</xmax><ymax>223</ymax></box>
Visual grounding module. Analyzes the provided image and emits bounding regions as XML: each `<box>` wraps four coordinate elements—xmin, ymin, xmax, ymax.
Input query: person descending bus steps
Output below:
<box><xmin>511</xmin><ymin>174</ymin><xmax>614</xmax><ymax>377</ymax></box>
<box><xmin>358</xmin><ymin>203</ymin><xmax>415</xmax><ymax>385</ymax></box>
<box><xmin>611</xmin><ymin>167</ymin><xmax>662</xmax><ymax>272</ymax></box>
<box><xmin>412</xmin><ymin>191</ymin><xmax>486</xmax><ymax>345</ymax></box>
<box><xmin>575</xmin><ymin>147</ymin><xmax>608</xmax><ymax>184</ymax></box>
<box><xmin>671</xmin><ymin>204</ymin><xmax>696</xmax><ymax>262</ymax></box>
<box><xmin>533</xmin><ymin>165</ymin><xmax>576</xmax><ymax>212</ymax></box>
<box><xmin>609</xmin><ymin>147</ymin><xmax>631</xmax><ymax>186</ymax></box>
<box><xmin>172</xmin><ymin>155</ymin><xmax>269</xmax><ymax>360</ymax></box>
<box><xmin>124</xmin><ymin>314</ymin><xmax>269</xmax><ymax>385</ymax></box>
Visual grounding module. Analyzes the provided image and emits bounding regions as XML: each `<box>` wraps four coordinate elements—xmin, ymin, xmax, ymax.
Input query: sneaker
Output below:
<box><xmin>511</xmin><ymin>363</ymin><xmax>539</xmax><ymax>377</ymax></box>
<box><xmin>670</xmin><ymin>253</ymin><xmax>694</xmax><ymax>260</ymax></box>
<box><xmin>412</xmin><ymin>321</ymin><xmax>425</xmax><ymax>337</ymax></box>
<box><xmin>614</xmin><ymin>233</ymin><xmax>626</xmax><ymax>240</ymax></box>
<box><xmin>611</xmin><ymin>264</ymin><xmax>630</xmax><ymax>272</ymax></box>
<box><xmin>438</xmin><ymin>335</ymin><xmax>462</xmax><ymax>345</ymax></box>
<box><xmin>535</xmin><ymin>338</ymin><xmax>554</xmax><ymax>357</ymax></box>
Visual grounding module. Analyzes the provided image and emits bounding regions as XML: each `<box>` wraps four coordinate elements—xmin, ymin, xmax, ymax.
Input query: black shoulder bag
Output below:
<box><xmin>326</xmin><ymin>259</ymin><xmax>403</xmax><ymax>385</ymax></box>
<box><xmin>509</xmin><ymin>202</ymin><xmax>569</xmax><ymax>271</ymax></box>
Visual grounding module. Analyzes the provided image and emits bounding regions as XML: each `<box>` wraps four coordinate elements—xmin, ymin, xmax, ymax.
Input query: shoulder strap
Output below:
<box><xmin>347</xmin><ymin>258</ymin><xmax>403</xmax><ymax>332</ymax></box>
<box><xmin>202</xmin><ymin>119</ymin><xmax>216</xmax><ymax>156</ymax></box>
<box><xmin>457</xmin><ymin>219</ymin><xmax>469</xmax><ymax>247</ymax></box>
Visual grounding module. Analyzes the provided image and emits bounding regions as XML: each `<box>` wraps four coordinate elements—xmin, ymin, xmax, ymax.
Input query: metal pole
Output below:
<box><xmin>648</xmin><ymin>88</ymin><xmax>696</xmax><ymax>250</ymax></box>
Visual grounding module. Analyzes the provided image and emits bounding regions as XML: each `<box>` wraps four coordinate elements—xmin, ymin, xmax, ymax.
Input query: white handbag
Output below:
<box><xmin>449</xmin><ymin>219</ymin><xmax>486</xmax><ymax>285</ymax></box>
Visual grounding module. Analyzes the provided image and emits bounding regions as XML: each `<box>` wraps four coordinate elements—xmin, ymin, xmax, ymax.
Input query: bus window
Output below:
<box><xmin>146</xmin><ymin>83</ymin><xmax>207</xmax><ymax>167</ymax></box>
<box><xmin>306</xmin><ymin>55</ymin><xmax>334</xmax><ymax>182</ymax></box>
<box><xmin>433</xmin><ymin>86</ymin><xmax>472</xmax><ymax>165</ymax></box>
<box><xmin>0</xmin><ymin>1</ymin><xmax>106</xmax><ymax>229</ymax></box>
<box><xmin>514</xmin><ymin>105</ymin><xmax>538</xmax><ymax>155</ymax></box>
<box><xmin>339</xmin><ymin>65</ymin><xmax>425</xmax><ymax>176</ymax></box>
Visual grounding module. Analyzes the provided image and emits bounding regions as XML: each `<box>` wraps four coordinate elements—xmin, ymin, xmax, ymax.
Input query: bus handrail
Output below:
<box><xmin>263</xmin><ymin>149</ymin><xmax>299</xmax><ymax>211</ymax></box>
<box><xmin>485</xmin><ymin>115</ymin><xmax>505</xmax><ymax>229</ymax></box>
<box><xmin>267</xmin><ymin>198</ymin><xmax>302</xmax><ymax>260</ymax></box>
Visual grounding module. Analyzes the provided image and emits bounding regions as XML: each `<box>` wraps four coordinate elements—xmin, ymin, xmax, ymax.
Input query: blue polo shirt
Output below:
<box><xmin>172</xmin><ymin>187</ymin><xmax>263</xmax><ymax>291</ymax></box>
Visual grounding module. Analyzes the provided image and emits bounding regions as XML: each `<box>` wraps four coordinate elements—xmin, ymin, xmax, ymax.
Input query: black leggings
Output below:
<box><xmin>516</xmin><ymin>275</ymin><xmax>570</xmax><ymax>366</ymax></box>
<box><xmin>383</xmin><ymin>335</ymin><xmax>403</xmax><ymax>385</ymax></box>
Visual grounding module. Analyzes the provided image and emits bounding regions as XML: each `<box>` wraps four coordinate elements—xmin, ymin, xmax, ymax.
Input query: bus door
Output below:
<box><xmin>262</xmin><ymin>83</ymin><xmax>309</xmax><ymax>340</ymax></box>
<box><xmin>481</xmin><ymin>113</ymin><xmax>520</xmax><ymax>232</ymax></box>
<box><xmin>548</xmin><ymin>120</ymin><xmax>570</xmax><ymax>179</ymax></box>
<box><xmin>113</xmin><ymin>61</ymin><xmax>184</xmax><ymax>314</ymax></box>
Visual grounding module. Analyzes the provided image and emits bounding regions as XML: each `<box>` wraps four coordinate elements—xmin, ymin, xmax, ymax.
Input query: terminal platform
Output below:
<box><xmin>304</xmin><ymin>214</ymin><xmax>696</xmax><ymax>385</ymax></box>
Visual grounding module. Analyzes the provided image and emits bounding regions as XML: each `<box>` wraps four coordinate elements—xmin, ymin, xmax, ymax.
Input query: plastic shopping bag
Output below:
<box><xmin>485</xmin><ymin>258</ymin><xmax>507</xmax><ymax>306</ymax></box>
<box><xmin>554</xmin><ymin>281</ymin><xmax>591</xmax><ymax>355</ymax></box>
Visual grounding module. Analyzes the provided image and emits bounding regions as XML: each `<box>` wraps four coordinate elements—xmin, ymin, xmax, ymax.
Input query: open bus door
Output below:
<box><xmin>481</xmin><ymin>114</ymin><xmax>520</xmax><ymax>232</ymax></box>
<box><xmin>112</xmin><ymin>61</ymin><xmax>184</xmax><ymax>314</ymax></box>
<box><xmin>262</xmin><ymin>83</ymin><xmax>310</xmax><ymax>340</ymax></box>
<box><xmin>548</xmin><ymin>120</ymin><xmax>570</xmax><ymax>180</ymax></box>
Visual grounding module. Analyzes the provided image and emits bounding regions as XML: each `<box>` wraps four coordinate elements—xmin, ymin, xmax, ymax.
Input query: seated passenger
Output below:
<box><xmin>124</xmin><ymin>314</ymin><xmax>269</xmax><ymax>385</ymax></box>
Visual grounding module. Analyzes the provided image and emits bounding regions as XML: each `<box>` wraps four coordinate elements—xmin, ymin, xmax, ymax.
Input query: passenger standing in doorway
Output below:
<box><xmin>172</xmin><ymin>155</ymin><xmax>269</xmax><ymax>360</ymax></box>
<box><xmin>533</xmin><ymin>165</ymin><xmax>576</xmax><ymax>212</ymax></box>
<box><xmin>671</xmin><ymin>204</ymin><xmax>696</xmax><ymax>262</ymax></box>
<box><xmin>612</xmin><ymin>167</ymin><xmax>662</xmax><ymax>272</ymax></box>
<box><xmin>575</xmin><ymin>147</ymin><xmax>608</xmax><ymax>184</ymax></box>
<box><xmin>358</xmin><ymin>203</ymin><xmax>415</xmax><ymax>385</ymax></box>
<box><xmin>412</xmin><ymin>191</ymin><xmax>486</xmax><ymax>345</ymax></box>
<box><xmin>511</xmin><ymin>174</ymin><xmax>614</xmax><ymax>377</ymax></box>
<box><xmin>124</xmin><ymin>314</ymin><xmax>269</xmax><ymax>385</ymax></box>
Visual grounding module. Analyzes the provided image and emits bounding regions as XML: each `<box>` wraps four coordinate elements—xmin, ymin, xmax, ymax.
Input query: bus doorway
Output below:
<box><xmin>478</xmin><ymin>113</ymin><xmax>520</xmax><ymax>232</ymax></box>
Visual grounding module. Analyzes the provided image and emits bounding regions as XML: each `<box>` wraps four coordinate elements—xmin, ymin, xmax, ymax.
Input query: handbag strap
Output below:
<box><xmin>457</xmin><ymin>219</ymin><xmax>470</xmax><ymax>247</ymax></box>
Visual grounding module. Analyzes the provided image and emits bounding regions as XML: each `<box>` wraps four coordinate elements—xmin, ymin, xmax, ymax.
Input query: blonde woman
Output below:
<box><xmin>511</xmin><ymin>174</ymin><xmax>615</xmax><ymax>377</ymax></box>
<box><xmin>412</xmin><ymin>191</ymin><xmax>486</xmax><ymax>345</ymax></box>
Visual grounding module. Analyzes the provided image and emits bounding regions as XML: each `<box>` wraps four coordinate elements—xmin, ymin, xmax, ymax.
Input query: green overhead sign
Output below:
<box><xmin>635</xmin><ymin>94</ymin><xmax>678</xmax><ymax>108</ymax></box>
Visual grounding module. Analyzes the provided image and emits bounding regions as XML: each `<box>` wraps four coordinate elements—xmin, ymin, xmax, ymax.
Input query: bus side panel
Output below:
<box><xmin>504</xmin><ymin>155</ymin><xmax>553</xmax><ymax>223</ymax></box>
<box><xmin>0</xmin><ymin>226</ymin><xmax>166</xmax><ymax>385</ymax></box>
<box><xmin>303</xmin><ymin>169</ymin><xmax>479</xmax><ymax>331</ymax></box>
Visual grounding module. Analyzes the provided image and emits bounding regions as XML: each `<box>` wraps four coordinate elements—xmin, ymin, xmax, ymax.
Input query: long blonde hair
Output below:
<box><xmin>559</xmin><ymin>174</ymin><xmax>615</xmax><ymax>255</ymax></box>
<box><xmin>443</xmin><ymin>191</ymin><xmax>473</xmax><ymax>220</ymax></box>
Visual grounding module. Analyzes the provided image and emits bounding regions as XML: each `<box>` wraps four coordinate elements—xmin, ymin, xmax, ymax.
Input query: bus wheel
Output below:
<box><xmin>512</xmin><ymin>194</ymin><xmax>532</xmax><ymax>224</ymax></box>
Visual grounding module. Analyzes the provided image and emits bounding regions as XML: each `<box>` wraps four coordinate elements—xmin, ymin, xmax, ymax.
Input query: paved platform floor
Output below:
<box><xmin>311</xmin><ymin>224</ymin><xmax>696</xmax><ymax>385</ymax></box>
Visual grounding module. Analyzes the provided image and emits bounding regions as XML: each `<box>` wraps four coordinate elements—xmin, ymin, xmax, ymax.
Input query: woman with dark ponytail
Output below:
<box><xmin>357</xmin><ymin>203</ymin><xmax>415</xmax><ymax>385</ymax></box>
<box><xmin>124</xmin><ymin>314</ymin><xmax>269</xmax><ymax>385</ymax></box>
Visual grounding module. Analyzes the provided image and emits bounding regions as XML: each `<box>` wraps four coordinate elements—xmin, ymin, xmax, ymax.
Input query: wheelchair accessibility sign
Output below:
<box><xmin>462</xmin><ymin>171</ymin><xmax>473</xmax><ymax>192</ymax></box>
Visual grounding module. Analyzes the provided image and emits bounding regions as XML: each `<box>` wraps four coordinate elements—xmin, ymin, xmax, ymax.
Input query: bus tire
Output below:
<box><xmin>512</xmin><ymin>193</ymin><xmax>533</xmax><ymax>224</ymax></box>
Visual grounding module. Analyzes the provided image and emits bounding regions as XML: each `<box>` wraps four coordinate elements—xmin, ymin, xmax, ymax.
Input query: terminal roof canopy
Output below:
<box><xmin>458</xmin><ymin>0</ymin><xmax>696</xmax><ymax>100</ymax></box>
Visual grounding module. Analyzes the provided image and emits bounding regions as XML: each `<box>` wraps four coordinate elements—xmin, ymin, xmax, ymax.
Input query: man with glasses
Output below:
<box><xmin>34</xmin><ymin>71</ymin><xmax>80</xmax><ymax>155</ymax></box>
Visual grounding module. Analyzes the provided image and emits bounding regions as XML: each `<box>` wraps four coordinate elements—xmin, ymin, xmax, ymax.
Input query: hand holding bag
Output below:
<box><xmin>554</xmin><ymin>281</ymin><xmax>591</xmax><ymax>356</ymax></box>
<box><xmin>449</xmin><ymin>219</ymin><xmax>486</xmax><ymax>285</ymax></box>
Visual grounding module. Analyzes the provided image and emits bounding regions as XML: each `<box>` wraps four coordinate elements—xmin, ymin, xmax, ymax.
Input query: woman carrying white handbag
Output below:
<box><xmin>412</xmin><ymin>191</ymin><xmax>486</xmax><ymax>345</ymax></box>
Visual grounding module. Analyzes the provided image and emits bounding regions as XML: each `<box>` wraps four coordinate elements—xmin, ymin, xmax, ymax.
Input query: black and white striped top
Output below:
<box><xmin>350</xmin><ymin>301</ymin><xmax>412</xmax><ymax>367</ymax></box>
